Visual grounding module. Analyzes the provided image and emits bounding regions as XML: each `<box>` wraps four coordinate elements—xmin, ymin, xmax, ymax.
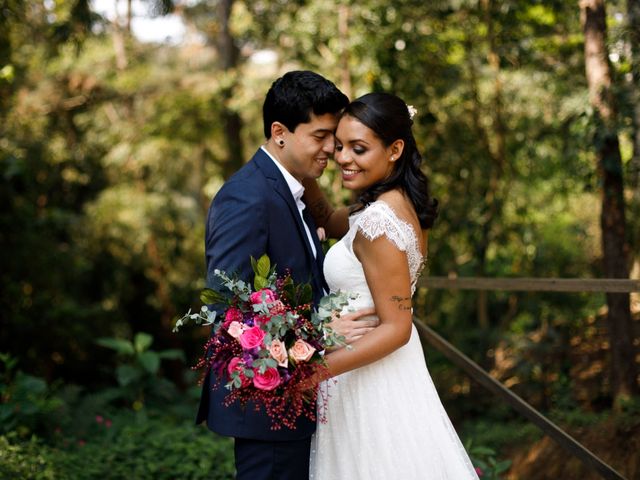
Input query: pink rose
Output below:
<box><xmin>227</xmin><ymin>321</ymin><xmax>245</xmax><ymax>339</ymax></box>
<box><xmin>223</xmin><ymin>307</ymin><xmax>243</xmax><ymax>327</ymax></box>
<box><xmin>250</xmin><ymin>288</ymin><xmax>277</xmax><ymax>304</ymax></box>
<box><xmin>475</xmin><ymin>466</ymin><xmax>484</xmax><ymax>477</ymax></box>
<box><xmin>253</xmin><ymin>314</ymin><xmax>270</xmax><ymax>326</ymax></box>
<box><xmin>268</xmin><ymin>339</ymin><xmax>288</xmax><ymax>368</ymax></box>
<box><xmin>289</xmin><ymin>339</ymin><xmax>316</xmax><ymax>363</ymax></box>
<box><xmin>253</xmin><ymin>367</ymin><xmax>281</xmax><ymax>391</ymax></box>
<box><xmin>239</xmin><ymin>325</ymin><xmax>266</xmax><ymax>349</ymax></box>
<box><xmin>227</xmin><ymin>357</ymin><xmax>251</xmax><ymax>387</ymax></box>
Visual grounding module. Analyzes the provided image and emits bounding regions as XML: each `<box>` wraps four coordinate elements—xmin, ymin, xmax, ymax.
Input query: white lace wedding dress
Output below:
<box><xmin>309</xmin><ymin>201</ymin><xmax>479</xmax><ymax>480</ymax></box>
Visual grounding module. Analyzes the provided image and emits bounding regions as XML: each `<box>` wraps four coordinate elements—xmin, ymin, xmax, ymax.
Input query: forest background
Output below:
<box><xmin>1</xmin><ymin>0</ymin><xmax>640</xmax><ymax>479</ymax></box>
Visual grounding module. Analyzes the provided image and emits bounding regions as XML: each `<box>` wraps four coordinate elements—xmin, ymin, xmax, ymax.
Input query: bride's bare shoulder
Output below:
<box><xmin>377</xmin><ymin>190</ymin><xmax>415</xmax><ymax>222</ymax></box>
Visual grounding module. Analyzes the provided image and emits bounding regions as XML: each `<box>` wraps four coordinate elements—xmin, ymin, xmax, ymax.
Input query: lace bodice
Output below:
<box><xmin>324</xmin><ymin>201</ymin><xmax>425</xmax><ymax>304</ymax></box>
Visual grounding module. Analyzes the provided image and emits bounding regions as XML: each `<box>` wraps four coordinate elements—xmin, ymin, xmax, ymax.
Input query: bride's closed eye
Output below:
<box><xmin>335</xmin><ymin>143</ymin><xmax>367</xmax><ymax>155</ymax></box>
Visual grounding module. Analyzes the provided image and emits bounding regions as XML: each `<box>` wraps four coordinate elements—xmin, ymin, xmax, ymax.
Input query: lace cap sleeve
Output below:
<box><xmin>347</xmin><ymin>201</ymin><xmax>410</xmax><ymax>253</ymax></box>
<box><xmin>344</xmin><ymin>201</ymin><xmax>425</xmax><ymax>292</ymax></box>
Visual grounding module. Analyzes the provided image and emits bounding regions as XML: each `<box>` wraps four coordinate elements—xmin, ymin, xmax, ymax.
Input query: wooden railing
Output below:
<box><xmin>413</xmin><ymin>277</ymin><xmax>639</xmax><ymax>480</ymax></box>
<box><xmin>420</xmin><ymin>277</ymin><xmax>640</xmax><ymax>293</ymax></box>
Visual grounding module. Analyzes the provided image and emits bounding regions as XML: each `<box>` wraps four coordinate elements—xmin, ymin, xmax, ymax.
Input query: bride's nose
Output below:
<box><xmin>334</xmin><ymin>148</ymin><xmax>347</xmax><ymax>165</ymax></box>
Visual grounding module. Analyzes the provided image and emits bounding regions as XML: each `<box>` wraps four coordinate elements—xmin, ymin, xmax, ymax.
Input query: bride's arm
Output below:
<box><xmin>301</xmin><ymin>178</ymin><xmax>352</xmax><ymax>238</ymax></box>
<box><xmin>323</xmin><ymin>232</ymin><xmax>413</xmax><ymax>377</ymax></box>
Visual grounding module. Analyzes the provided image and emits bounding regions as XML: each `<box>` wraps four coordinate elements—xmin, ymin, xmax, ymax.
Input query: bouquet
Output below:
<box><xmin>174</xmin><ymin>254</ymin><xmax>352</xmax><ymax>430</ymax></box>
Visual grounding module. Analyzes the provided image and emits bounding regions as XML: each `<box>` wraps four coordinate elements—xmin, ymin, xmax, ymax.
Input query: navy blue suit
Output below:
<box><xmin>196</xmin><ymin>148</ymin><xmax>326</xmax><ymax>479</ymax></box>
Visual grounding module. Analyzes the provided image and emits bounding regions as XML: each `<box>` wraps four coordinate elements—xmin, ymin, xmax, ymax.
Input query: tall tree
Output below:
<box><xmin>629</xmin><ymin>0</ymin><xmax>640</xmax><ymax>192</ymax></box>
<box><xmin>216</xmin><ymin>0</ymin><xmax>244</xmax><ymax>179</ymax></box>
<box><xmin>628</xmin><ymin>0</ymin><xmax>640</xmax><ymax>277</ymax></box>
<box><xmin>579</xmin><ymin>0</ymin><xmax>638</xmax><ymax>402</ymax></box>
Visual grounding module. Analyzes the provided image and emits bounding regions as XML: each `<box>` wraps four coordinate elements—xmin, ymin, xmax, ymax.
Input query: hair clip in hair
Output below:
<box><xmin>407</xmin><ymin>105</ymin><xmax>417</xmax><ymax>120</ymax></box>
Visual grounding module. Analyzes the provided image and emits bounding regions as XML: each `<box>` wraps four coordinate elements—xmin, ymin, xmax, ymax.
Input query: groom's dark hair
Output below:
<box><xmin>263</xmin><ymin>71</ymin><xmax>348</xmax><ymax>138</ymax></box>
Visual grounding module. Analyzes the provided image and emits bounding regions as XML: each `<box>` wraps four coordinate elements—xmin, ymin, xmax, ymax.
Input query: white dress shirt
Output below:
<box><xmin>260</xmin><ymin>146</ymin><xmax>317</xmax><ymax>258</ymax></box>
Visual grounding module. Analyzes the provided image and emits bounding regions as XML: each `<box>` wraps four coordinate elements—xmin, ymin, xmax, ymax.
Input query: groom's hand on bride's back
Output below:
<box><xmin>330</xmin><ymin>307</ymin><xmax>378</xmax><ymax>344</ymax></box>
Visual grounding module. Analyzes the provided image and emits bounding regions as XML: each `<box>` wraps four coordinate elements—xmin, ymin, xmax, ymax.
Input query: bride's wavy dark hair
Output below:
<box><xmin>344</xmin><ymin>92</ymin><xmax>439</xmax><ymax>229</ymax></box>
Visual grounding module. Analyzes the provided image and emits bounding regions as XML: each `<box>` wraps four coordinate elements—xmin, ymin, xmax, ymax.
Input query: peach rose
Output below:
<box><xmin>268</xmin><ymin>339</ymin><xmax>288</xmax><ymax>368</ymax></box>
<box><xmin>239</xmin><ymin>325</ymin><xmax>266</xmax><ymax>350</ymax></box>
<box><xmin>289</xmin><ymin>339</ymin><xmax>316</xmax><ymax>363</ymax></box>
<box><xmin>253</xmin><ymin>367</ymin><xmax>281</xmax><ymax>391</ymax></box>
<box><xmin>227</xmin><ymin>321</ymin><xmax>245</xmax><ymax>339</ymax></box>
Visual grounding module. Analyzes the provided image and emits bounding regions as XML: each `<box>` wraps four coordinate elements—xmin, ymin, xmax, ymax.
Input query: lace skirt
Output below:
<box><xmin>309</xmin><ymin>325</ymin><xmax>479</xmax><ymax>480</ymax></box>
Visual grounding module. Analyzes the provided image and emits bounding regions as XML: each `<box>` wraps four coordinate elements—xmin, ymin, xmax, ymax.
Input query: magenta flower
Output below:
<box><xmin>239</xmin><ymin>326</ymin><xmax>266</xmax><ymax>349</ymax></box>
<box><xmin>249</xmin><ymin>288</ymin><xmax>277</xmax><ymax>304</ymax></box>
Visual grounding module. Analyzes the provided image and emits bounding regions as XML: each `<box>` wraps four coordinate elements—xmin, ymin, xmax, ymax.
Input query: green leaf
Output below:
<box><xmin>116</xmin><ymin>365</ymin><xmax>141</xmax><ymax>386</ymax></box>
<box><xmin>96</xmin><ymin>337</ymin><xmax>135</xmax><ymax>356</ymax></box>
<box><xmin>157</xmin><ymin>349</ymin><xmax>185</xmax><ymax>361</ymax></box>
<box><xmin>200</xmin><ymin>288</ymin><xmax>225</xmax><ymax>305</ymax></box>
<box><xmin>15</xmin><ymin>373</ymin><xmax>47</xmax><ymax>395</ymax></box>
<box><xmin>300</xmin><ymin>283</ymin><xmax>313</xmax><ymax>304</ymax></box>
<box><xmin>254</xmin><ymin>275</ymin><xmax>268</xmax><ymax>291</ymax></box>
<box><xmin>256</xmin><ymin>254</ymin><xmax>271</xmax><ymax>277</ymax></box>
<box><xmin>134</xmin><ymin>332</ymin><xmax>153</xmax><ymax>353</ymax></box>
<box><xmin>138</xmin><ymin>351</ymin><xmax>160</xmax><ymax>375</ymax></box>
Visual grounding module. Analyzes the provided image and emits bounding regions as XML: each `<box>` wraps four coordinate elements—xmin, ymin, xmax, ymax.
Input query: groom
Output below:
<box><xmin>196</xmin><ymin>71</ymin><xmax>370</xmax><ymax>480</ymax></box>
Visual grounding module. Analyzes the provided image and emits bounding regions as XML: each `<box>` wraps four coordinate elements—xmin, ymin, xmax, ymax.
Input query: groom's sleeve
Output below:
<box><xmin>205</xmin><ymin>179</ymin><xmax>269</xmax><ymax>289</ymax></box>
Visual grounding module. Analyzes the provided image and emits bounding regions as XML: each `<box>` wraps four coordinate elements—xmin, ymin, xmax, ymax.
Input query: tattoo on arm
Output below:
<box><xmin>390</xmin><ymin>295</ymin><xmax>412</xmax><ymax>311</ymax></box>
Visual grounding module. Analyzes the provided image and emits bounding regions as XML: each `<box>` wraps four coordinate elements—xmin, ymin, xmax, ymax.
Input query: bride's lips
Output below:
<box><xmin>341</xmin><ymin>168</ymin><xmax>361</xmax><ymax>180</ymax></box>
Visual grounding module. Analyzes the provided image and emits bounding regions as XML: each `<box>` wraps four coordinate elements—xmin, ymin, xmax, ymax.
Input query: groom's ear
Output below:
<box><xmin>270</xmin><ymin>122</ymin><xmax>288</xmax><ymax>144</ymax></box>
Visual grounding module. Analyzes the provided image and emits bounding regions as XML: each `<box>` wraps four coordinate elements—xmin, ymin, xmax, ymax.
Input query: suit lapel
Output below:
<box><xmin>303</xmin><ymin>208</ymin><xmax>329</xmax><ymax>295</ymax></box>
<box><xmin>254</xmin><ymin>150</ymin><xmax>318</xmax><ymax>263</ymax></box>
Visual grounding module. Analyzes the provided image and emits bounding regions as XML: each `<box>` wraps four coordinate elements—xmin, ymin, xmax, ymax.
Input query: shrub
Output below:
<box><xmin>0</xmin><ymin>434</ymin><xmax>56</xmax><ymax>480</ymax></box>
<box><xmin>50</xmin><ymin>413</ymin><xmax>235</xmax><ymax>480</ymax></box>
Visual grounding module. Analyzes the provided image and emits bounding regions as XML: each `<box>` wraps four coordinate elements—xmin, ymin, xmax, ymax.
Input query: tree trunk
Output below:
<box><xmin>112</xmin><ymin>0</ymin><xmax>128</xmax><ymax>70</ymax></box>
<box><xmin>580</xmin><ymin>0</ymin><xmax>638</xmax><ymax>402</ymax></box>
<box><xmin>466</xmin><ymin>0</ymin><xmax>509</xmax><ymax>329</ymax></box>
<box><xmin>628</xmin><ymin>0</ymin><xmax>640</xmax><ymax>287</ymax></box>
<box><xmin>338</xmin><ymin>5</ymin><xmax>352</xmax><ymax>100</ymax></box>
<box><xmin>629</xmin><ymin>0</ymin><xmax>640</xmax><ymax>191</ymax></box>
<box><xmin>216</xmin><ymin>0</ymin><xmax>244</xmax><ymax>179</ymax></box>
<box><xmin>126</xmin><ymin>0</ymin><xmax>132</xmax><ymax>34</ymax></box>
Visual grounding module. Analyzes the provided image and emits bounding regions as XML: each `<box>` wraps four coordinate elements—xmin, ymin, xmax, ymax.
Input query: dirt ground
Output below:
<box><xmin>507</xmin><ymin>418</ymin><xmax>639</xmax><ymax>479</ymax></box>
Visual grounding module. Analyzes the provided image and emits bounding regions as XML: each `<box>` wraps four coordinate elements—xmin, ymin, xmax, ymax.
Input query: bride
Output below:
<box><xmin>307</xmin><ymin>92</ymin><xmax>479</xmax><ymax>479</ymax></box>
